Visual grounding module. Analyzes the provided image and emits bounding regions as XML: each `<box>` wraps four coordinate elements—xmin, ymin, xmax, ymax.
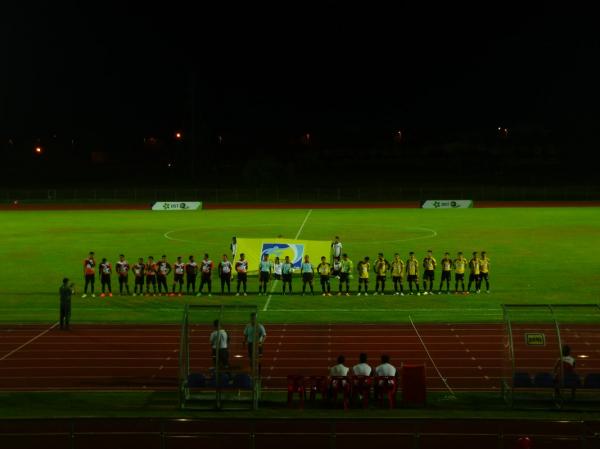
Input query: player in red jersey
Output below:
<box><xmin>145</xmin><ymin>256</ymin><xmax>158</xmax><ymax>296</ymax></box>
<box><xmin>116</xmin><ymin>254</ymin><xmax>130</xmax><ymax>296</ymax></box>
<box><xmin>157</xmin><ymin>255</ymin><xmax>172</xmax><ymax>296</ymax></box>
<box><xmin>198</xmin><ymin>253</ymin><xmax>214</xmax><ymax>297</ymax></box>
<box><xmin>99</xmin><ymin>258</ymin><xmax>113</xmax><ymax>297</ymax></box>
<box><xmin>172</xmin><ymin>256</ymin><xmax>185</xmax><ymax>296</ymax></box>
<box><xmin>132</xmin><ymin>257</ymin><xmax>145</xmax><ymax>296</ymax></box>
<box><xmin>82</xmin><ymin>251</ymin><xmax>96</xmax><ymax>298</ymax></box>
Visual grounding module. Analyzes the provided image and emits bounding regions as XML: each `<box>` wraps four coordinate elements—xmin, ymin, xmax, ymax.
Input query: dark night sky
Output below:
<box><xmin>1</xmin><ymin>3</ymin><xmax>599</xmax><ymax>149</ymax></box>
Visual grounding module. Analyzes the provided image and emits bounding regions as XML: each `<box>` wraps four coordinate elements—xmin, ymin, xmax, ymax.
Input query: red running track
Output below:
<box><xmin>0</xmin><ymin>323</ymin><xmax>598</xmax><ymax>392</ymax></box>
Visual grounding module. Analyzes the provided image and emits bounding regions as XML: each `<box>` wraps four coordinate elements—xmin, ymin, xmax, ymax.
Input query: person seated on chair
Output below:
<box><xmin>554</xmin><ymin>344</ymin><xmax>577</xmax><ymax>399</ymax></box>
<box><xmin>375</xmin><ymin>354</ymin><xmax>397</xmax><ymax>377</ymax></box>
<box><xmin>330</xmin><ymin>354</ymin><xmax>349</xmax><ymax>377</ymax></box>
<box><xmin>352</xmin><ymin>353</ymin><xmax>372</xmax><ymax>376</ymax></box>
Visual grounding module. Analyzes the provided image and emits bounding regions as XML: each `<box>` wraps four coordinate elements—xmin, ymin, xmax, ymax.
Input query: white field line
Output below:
<box><xmin>264</xmin><ymin>209</ymin><xmax>312</xmax><ymax>312</ymax></box>
<box><xmin>409</xmin><ymin>314</ymin><xmax>455</xmax><ymax>397</ymax></box>
<box><xmin>0</xmin><ymin>322</ymin><xmax>59</xmax><ymax>361</ymax></box>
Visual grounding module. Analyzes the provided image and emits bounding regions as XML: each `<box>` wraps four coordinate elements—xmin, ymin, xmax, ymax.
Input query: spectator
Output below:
<box><xmin>243</xmin><ymin>312</ymin><xmax>267</xmax><ymax>372</ymax></box>
<box><xmin>59</xmin><ymin>278</ymin><xmax>74</xmax><ymax>330</ymax></box>
<box><xmin>375</xmin><ymin>354</ymin><xmax>397</xmax><ymax>376</ymax></box>
<box><xmin>352</xmin><ymin>353</ymin><xmax>372</xmax><ymax>376</ymax></box>
<box><xmin>330</xmin><ymin>355</ymin><xmax>349</xmax><ymax>376</ymax></box>
<box><xmin>554</xmin><ymin>344</ymin><xmax>577</xmax><ymax>399</ymax></box>
<box><xmin>209</xmin><ymin>319</ymin><xmax>229</xmax><ymax>369</ymax></box>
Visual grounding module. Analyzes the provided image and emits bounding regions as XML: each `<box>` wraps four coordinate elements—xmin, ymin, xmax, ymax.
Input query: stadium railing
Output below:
<box><xmin>1</xmin><ymin>184</ymin><xmax>600</xmax><ymax>204</ymax></box>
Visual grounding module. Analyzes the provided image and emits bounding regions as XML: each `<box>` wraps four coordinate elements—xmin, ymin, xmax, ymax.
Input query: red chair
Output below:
<box><xmin>351</xmin><ymin>375</ymin><xmax>373</xmax><ymax>408</ymax></box>
<box><xmin>308</xmin><ymin>375</ymin><xmax>328</xmax><ymax>402</ymax></box>
<box><xmin>330</xmin><ymin>376</ymin><xmax>351</xmax><ymax>410</ymax></box>
<box><xmin>287</xmin><ymin>375</ymin><xmax>306</xmax><ymax>409</ymax></box>
<box><xmin>375</xmin><ymin>376</ymin><xmax>398</xmax><ymax>408</ymax></box>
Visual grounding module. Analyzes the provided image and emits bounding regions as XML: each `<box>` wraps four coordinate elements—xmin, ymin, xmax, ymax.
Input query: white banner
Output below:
<box><xmin>422</xmin><ymin>200</ymin><xmax>473</xmax><ymax>209</ymax></box>
<box><xmin>152</xmin><ymin>201</ymin><xmax>202</xmax><ymax>211</ymax></box>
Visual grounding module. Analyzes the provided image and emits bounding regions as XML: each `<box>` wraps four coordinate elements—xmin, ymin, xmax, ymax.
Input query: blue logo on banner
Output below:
<box><xmin>261</xmin><ymin>243</ymin><xmax>304</xmax><ymax>268</ymax></box>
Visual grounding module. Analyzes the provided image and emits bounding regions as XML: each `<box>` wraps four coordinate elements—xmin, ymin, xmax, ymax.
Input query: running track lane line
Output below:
<box><xmin>409</xmin><ymin>315</ymin><xmax>455</xmax><ymax>397</ymax></box>
<box><xmin>0</xmin><ymin>322</ymin><xmax>59</xmax><ymax>361</ymax></box>
<box><xmin>264</xmin><ymin>208</ymin><xmax>313</xmax><ymax>312</ymax></box>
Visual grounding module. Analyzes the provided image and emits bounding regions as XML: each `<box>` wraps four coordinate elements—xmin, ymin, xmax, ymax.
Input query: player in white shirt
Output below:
<box><xmin>230</xmin><ymin>236</ymin><xmax>237</xmax><ymax>259</ymax></box>
<box><xmin>329</xmin><ymin>354</ymin><xmax>350</xmax><ymax>377</ymax></box>
<box><xmin>218</xmin><ymin>254</ymin><xmax>233</xmax><ymax>295</ymax></box>
<box><xmin>273</xmin><ymin>257</ymin><xmax>283</xmax><ymax>281</ymax></box>
<box><xmin>209</xmin><ymin>319</ymin><xmax>229</xmax><ymax>369</ymax></box>
<box><xmin>331</xmin><ymin>236</ymin><xmax>343</xmax><ymax>262</ymax></box>
<box><xmin>352</xmin><ymin>353</ymin><xmax>373</xmax><ymax>376</ymax></box>
<box><xmin>375</xmin><ymin>354</ymin><xmax>397</xmax><ymax>377</ymax></box>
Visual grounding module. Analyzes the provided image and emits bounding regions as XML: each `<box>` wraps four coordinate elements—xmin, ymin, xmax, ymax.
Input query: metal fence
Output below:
<box><xmin>1</xmin><ymin>185</ymin><xmax>599</xmax><ymax>203</ymax></box>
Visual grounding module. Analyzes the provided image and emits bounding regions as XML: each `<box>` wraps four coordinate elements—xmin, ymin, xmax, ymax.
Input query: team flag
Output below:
<box><xmin>233</xmin><ymin>238</ymin><xmax>331</xmax><ymax>274</ymax></box>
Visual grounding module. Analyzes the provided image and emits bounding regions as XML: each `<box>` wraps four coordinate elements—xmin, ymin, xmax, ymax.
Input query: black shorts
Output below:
<box><xmin>469</xmin><ymin>273</ymin><xmax>481</xmax><ymax>281</ymax></box>
<box><xmin>135</xmin><ymin>276</ymin><xmax>144</xmax><ymax>285</ymax></box>
<box><xmin>340</xmin><ymin>273</ymin><xmax>349</xmax><ymax>283</ymax></box>
<box><xmin>407</xmin><ymin>274</ymin><xmax>418</xmax><ymax>282</ymax></box>
<box><xmin>118</xmin><ymin>275</ymin><xmax>128</xmax><ymax>284</ymax></box>
<box><xmin>247</xmin><ymin>342</ymin><xmax>263</xmax><ymax>358</ymax></box>
<box><xmin>220</xmin><ymin>273</ymin><xmax>231</xmax><ymax>280</ymax></box>
<box><xmin>85</xmin><ymin>274</ymin><xmax>95</xmax><ymax>282</ymax></box>
<box><xmin>358</xmin><ymin>277</ymin><xmax>368</xmax><ymax>284</ymax></box>
<box><xmin>174</xmin><ymin>274</ymin><xmax>184</xmax><ymax>283</ymax></box>
<box><xmin>201</xmin><ymin>273</ymin><xmax>211</xmax><ymax>281</ymax></box>
<box><xmin>273</xmin><ymin>273</ymin><xmax>281</xmax><ymax>281</ymax></box>
<box><xmin>441</xmin><ymin>271</ymin><xmax>451</xmax><ymax>281</ymax></box>
<box><xmin>376</xmin><ymin>275</ymin><xmax>386</xmax><ymax>282</ymax></box>
<box><xmin>455</xmin><ymin>273</ymin><xmax>465</xmax><ymax>281</ymax></box>
<box><xmin>392</xmin><ymin>276</ymin><xmax>403</xmax><ymax>282</ymax></box>
<box><xmin>480</xmin><ymin>272</ymin><xmax>489</xmax><ymax>280</ymax></box>
<box><xmin>259</xmin><ymin>271</ymin><xmax>270</xmax><ymax>282</ymax></box>
<box><xmin>302</xmin><ymin>273</ymin><xmax>314</xmax><ymax>282</ymax></box>
<box><xmin>101</xmin><ymin>274</ymin><xmax>111</xmax><ymax>283</ymax></box>
<box><xmin>146</xmin><ymin>276</ymin><xmax>156</xmax><ymax>285</ymax></box>
<box><xmin>320</xmin><ymin>275</ymin><xmax>330</xmax><ymax>282</ymax></box>
<box><xmin>237</xmin><ymin>272</ymin><xmax>247</xmax><ymax>282</ymax></box>
<box><xmin>282</xmin><ymin>273</ymin><xmax>292</xmax><ymax>282</ymax></box>
<box><xmin>424</xmin><ymin>270</ymin><xmax>434</xmax><ymax>281</ymax></box>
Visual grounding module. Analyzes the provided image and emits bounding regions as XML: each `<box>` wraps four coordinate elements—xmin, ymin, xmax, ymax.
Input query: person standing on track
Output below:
<box><xmin>317</xmin><ymin>256</ymin><xmax>332</xmax><ymax>296</ymax></box>
<box><xmin>235</xmin><ymin>253</ymin><xmax>249</xmax><ymax>296</ymax></box>
<box><xmin>59</xmin><ymin>278</ymin><xmax>74</xmax><ymax>330</ymax></box>
<box><xmin>133</xmin><ymin>257</ymin><xmax>145</xmax><ymax>296</ymax></box>
<box><xmin>116</xmin><ymin>254</ymin><xmax>130</xmax><ymax>296</ymax></box>
<box><xmin>301</xmin><ymin>254</ymin><xmax>315</xmax><ymax>296</ymax></box>
<box><xmin>391</xmin><ymin>253</ymin><xmax>405</xmax><ymax>296</ymax></box>
<box><xmin>157</xmin><ymin>255</ymin><xmax>172</xmax><ymax>296</ymax></box>
<box><xmin>218</xmin><ymin>254</ymin><xmax>233</xmax><ymax>295</ymax></box>
<box><xmin>185</xmin><ymin>255</ymin><xmax>198</xmax><ymax>295</ymax></box>
<box><xmin>82</xmin><ymin>251</ymin><xmax>96</xmax><ymax>298</ymax></box>
<box><xmin>99</xmin><ymin>258</ymin><xmax>113</xmax><ymax>298</ymax></box>
<box><xmin>338</xmin><ymin>253</ymin><xmax>353</xmax><ymax>296</ymax></box>
<box><xmin>281</xmin><ymin>255</ymin><xmax>294</xmax><ymax>295</ymax></box>
<box><xmin>172</xmin><ymin>256</ymin><xmax>185</xmax><ymax>296</ymax></box>
<box><xmin>243</xmin><ymin>312</ymin><xmax>267</xmax><ymax>374</ymax></box>
<box><xmin>210</xmin><ymin>319</ymin><xmax>229</xmax><ymax>369</ymax></box>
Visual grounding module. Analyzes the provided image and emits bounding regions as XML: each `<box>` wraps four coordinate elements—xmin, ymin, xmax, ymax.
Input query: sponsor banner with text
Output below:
<box><xmin>422</xmin><ymin>200</ymin><xmax>473</xmax><ymax>209</ymax></box>
<box><xmin>152</xmin><ymin>201</ymin><xmax>202</xmax><ymax>211</ymax></box>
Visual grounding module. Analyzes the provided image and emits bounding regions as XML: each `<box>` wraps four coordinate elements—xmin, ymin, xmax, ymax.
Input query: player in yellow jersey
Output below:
<box><xmin>453</xmin><ymin>252</ymin><xmax>467</xmax><ymax>294</ymax></box>
<box><xmin>479</xmin><ymin>251</ymin><xmax>490</xmax><ymax>293</ymax></box>
<box><xmin>405</xmin><ymin>252</ymin><xmax>420</xmax><ymax>296</ymax></box>
<box><xmin>391</xmin><ymin>253</ymin><xmax>405</xmax><ymax>296</ymax></box>
<box><xmin>357</xmin><ymin>256</ymin><xmax>370</xmax><ymax>296</ymax></box>
<box><xmin>317</xmin><ymin>256</ymin><xmax>332</xmax><ymax>296</ymax></box>
<box><xmin>422</xmin><ymin>250</ymin><xmax>436</xmax><ymax>295</ymax></box>
<box><xmin>438</xmin><ymin>252</ymin><xmax>453</xmax><ymax>294</ymax></box>
<box><xmin>468</xmin><ymin>251</ymin><xmax>482</xmax><ymax>294</ymax></box>
<box><xmin>373</xmin><ymin>252</ymin><xmax>390</xmax><ymax>295</ymax></box>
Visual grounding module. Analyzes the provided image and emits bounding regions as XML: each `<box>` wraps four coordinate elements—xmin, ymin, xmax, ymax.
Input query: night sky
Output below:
<box><xmin>1</xmin><ymin>3</ymin><xmax>598</xmax><ymax>185</ymax></box>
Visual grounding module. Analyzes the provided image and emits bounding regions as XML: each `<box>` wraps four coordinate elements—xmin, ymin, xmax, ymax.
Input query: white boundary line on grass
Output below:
<box><xmin>264</xmin><ymin>209</ymin><xmax>313</xmax><ymax>312</ymax></box>
<box><xmin>0</xmin><ymin>322</ymin><xmax>59</xmax><ymax>361</ymax></box>
<box><xmin>409</xmin><ymin>314</ymin><xmax>455</xmax><ymax>397</ymax></box>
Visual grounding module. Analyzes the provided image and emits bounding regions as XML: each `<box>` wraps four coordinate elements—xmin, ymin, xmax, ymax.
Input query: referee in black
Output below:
<box><xmin>59</xmin><ymin>278</ymin><xmax>74</xmax><ymax>330</ymax></box>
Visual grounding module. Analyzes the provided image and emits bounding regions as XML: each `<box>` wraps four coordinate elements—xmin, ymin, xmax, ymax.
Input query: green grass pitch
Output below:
<box><xmin>1</xmin><ymin>207</ymin><xmax>599</xmax><ymax>324</ymax></box>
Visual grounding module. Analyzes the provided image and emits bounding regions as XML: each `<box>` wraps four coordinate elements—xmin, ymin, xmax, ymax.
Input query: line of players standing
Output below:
<box><xmin>79</xmin><ymin>242</ymin><xmax>490</xmax><ymax>298</ymax></box>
